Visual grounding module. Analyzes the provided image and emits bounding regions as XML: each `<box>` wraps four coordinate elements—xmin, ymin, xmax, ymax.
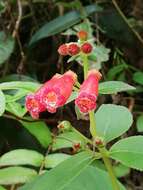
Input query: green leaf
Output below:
<box><xmin>0</xmin><ymin>166</ymin><xmax>37</xmax><ymax>185</ymax></box>
<box><xmin>20</xmin><ymin>120</ymin><xmax>52</xmax><ymax>148</ymax></box>
<box><xmin>107</xmin><ymin>64</ymin><xmax>128</xmax><ymax>80</ymax></box>
<box><xmin>0</xmin><ymin>90</ymin><xmax>5</xmax><ymax>116</ymax></box>
<box><xmin>0</xmin><ymin>81</ymin><xmax>40</xmax><ymax>92</ymax></box>
<box><xmin>0</xmin><ymin>32</ymin><xmax>15</xmax><ymax>65</ymax></box>
<box><xmin>45</xmin><ymin>153</ymin><xmax>71</xmax><ymax>168</ymax></box>
<box><xmin>63</xmin><ymin>166</ymin><xmax>126</xmax><ymax>190</ymax></box>
<box><xmin>19</xmin><ymin>151</ymin><xmax>94</xmax><ymax>190</ymax></box>
<box><xmin>5</xmin><ymin>89</ymin><xmax>28</xmax><ymax>103</ymax></box>
<box><xmin>133</xmin><ymin>71</ymin><xmax>143</xmax><ymax>85</ymax></box>
<box><xmin>0</xmin><ymin>149</ymin><xmax>44</xmax><ymax>167</ymax></box>
<box><xmin>110</xmin><ymin>136</ymin><xmax>143</xmax><ymax>170</ymax></box>
<box><xmin>52</xmin><ymin>131</ymin><xmax>87</xmax><ymax>150</ymax></box>
<box><xmin>99</xmin><ymin>81</ymin><xmax>135</xmax><ymax>94</ymax></box>
<box><xmin>137</xmin><ymin>115</ymin><xmax>143</xmax><ymax>132</ymax></box>
<box><xmin>6</xmin><ymin>101</ymin><xmax>27</xmax><ymax>117</ymax></box>
<box><xmin>114</xmin><ymin>164</ymin><xmax>130</xmax><ymax>178</ymax></box>
<box><xmin>0</xmin><ymin>186</ymin><xmax>6</xmax><ymax>190</ymax></box>
<box><xmin>95</xmin><ymin>104</ymin><xmax>133</xmax><ymax>143</ymax></box>
<box><xmin>29</xmin><ymin>4</ymin><xmax>102</xmax><ymax>46</ymax></box>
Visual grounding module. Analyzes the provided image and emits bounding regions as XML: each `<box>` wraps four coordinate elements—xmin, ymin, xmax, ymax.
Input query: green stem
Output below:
<box><xmin>82</xmin><ymin>53</ymin><xmax>89</xmax><ymax>78</ymax></box>
<box><xmin>89</xmin><ymin>111</ymin><xmax>97</xmax><ymax>138</ymax></box>
<box><xmin>99</xmin><ymin>147</ymin><xmax>120</xmax><ymax>190</ymax></box>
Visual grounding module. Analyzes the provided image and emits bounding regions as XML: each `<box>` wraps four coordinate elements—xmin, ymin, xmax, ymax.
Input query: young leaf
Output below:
<box><xmin>29</xmin><ymin>4</ymin><xmax>102</xmax><ymax>46</ymax></box>
<box><xmin>0</xmin><ymin>32</ymin><xmax>15</xmax><ymax>65</ymax></box>
<box><xmin>99</xmin><ymin>81</ymin><xmax>135</xmax><ymax>94</ymax></box>
<box><xmin>20</xmin><ymin>120</ymin><xmax>52</xmax><ymax>148</ymax></box>
<box><xmin>0</xmin><ymin>90</ymin><xmax>5</xmax><ymax>116</ymax></box>
<box><xmin>52</xmin><ymin>131</ymin><xmax>87</xmax><ymax>151</ymax></box>
<box><xmin>63</xmin><ymin>166</ymin><xmax>126</xmax><ymax>190</ymax></box>
<box><xmin>19</xmin><ymin>151</ymin><xmax>94</xmax><ymax>190</ymax></box>
<box><xmin>6</xmin><ymin>102</ymin><xmax>27</xmax><ymax>117</ymax></box>
<box><xmin>110</xmin><ymin>136</ymin><xmax>143</xmax><ymax>170</ymax></box>
<box><xmin>0</xmin><ymin>167</ymin><xmax>37</xmax><ymax>185</ymax></box>
<box><xmin>0</xmin><ymin>149</ymin><xmax>44</xmax><ymax>167</ymax></box>
<box><xmin>95</xmin><ymin>104</ymin><xmax>133</xmax><ymax>143</ymax></box>
<box><xmin>45</xmin><ymin>153</ymin><xmax>71</xmax><ymax>168</ymax></box>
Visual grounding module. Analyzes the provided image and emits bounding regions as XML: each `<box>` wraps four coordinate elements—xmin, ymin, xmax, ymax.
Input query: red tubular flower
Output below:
<box><xmin>40</xmin><ymin>70</ymin><xmax>77</xmax><ymax>113</ymax></box>
<box><xmin>75</xmin><ymin>69</ymin><xmax>102</xmax><ymax>113</ymax></box>
<box><xmin>25</xmin><ymin>94</ymin><xmax>45</xmax><ymax>119</ymax></box>
<box><xmin>68</xmin><ymin>43</ymin><xmax>80</xmax><ymax>56</ymax></box>
<box><xmin>77</xmin><ymin>30</ymin><xmax>88</xmax><ymax>41</ymax></box>
<box><xmin>58</xmin><ymin>44</ymin><xmax>68</xmax><ymax>56</ymax></box>
<box><xmin>81</xmin><ymin>42</ymin><xmax>93</xmax><ymax>54</ymax></box>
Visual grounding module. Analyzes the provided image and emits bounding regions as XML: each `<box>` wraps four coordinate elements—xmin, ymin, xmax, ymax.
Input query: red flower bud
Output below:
<box><xmin>25</xmin><ymin>94</ymin><xmax>45</xmax><ymax>119</ymax></box>
<box><xmin>81</xmin><ymin>42</ymin><xmax>93</xmax><ymax>54</ymax></box>
<box><xmin>58</xmin><ymin>44</ymin><xmax>68</xmax><ymax>56</ymax></box>
<box><xmin>68</xmin><ymin>43</ymin><xmax>80</xmax><ymax>56</ymax></box>
<box><xmin>75</xmin><ymin>69</ymin><xmax>102</xmax><ymax>113</ymax></box>
<box><xmin>40</xmin><ymin>70</ymin><xmax>77</xmax><ymax>113</ymax></box>
<box><xmin>77</xmin><ymin>30</ymin><xmax>88</xmax><ymax>41</ymax></box>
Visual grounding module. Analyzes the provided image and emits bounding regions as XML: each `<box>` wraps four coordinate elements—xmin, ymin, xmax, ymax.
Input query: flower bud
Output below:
<box><xmin>77</xmin><ymin>30</ymin><xmax>88</xmax><ymax>41</ymax></box>
<box><xmin>58</xmin><ymin>44</ymin><xmax>68</xmax><ymax>56</ymax></box>
<box><xmin>57</xmin><ymin>120</ymin><xmax>72</xmax><ymax>131</ymax></box>
<box><xmin>68</xmin><ymin>43</ymin><xmax>80</xmax><ymax>56</ymax></box>
<box><xmin>81</xmin><ymin>42</ymin><xmax>93</xmax><ymax>54</ymax></box>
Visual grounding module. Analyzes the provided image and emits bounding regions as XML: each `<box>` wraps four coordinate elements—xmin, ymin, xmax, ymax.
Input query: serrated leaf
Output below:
<box><xmin>110</xmin><ymin>136</ymin><xmax>143</xmax><ymax>170</ymax></box>
<box><xmin>99</xmin><ymin>81</ymin><xmax>135</xmax><ymax>94</ymax></box>
<box><xmin>93</xmin><ymin>45</ymin><xmax>110</xmax><ymax>64</ymax></box>
<box><xmin>95</xmin><ymin>104</ymin><xmax>133</xmax><ymax>143</ymax></box>
<box><xmin>20</xmin><ymin>120</ymin><xmax>52</xmax><ymax>148</ymax></box>
<box><xmin>0</xmin><ymin>90</ymin><xmax>5</xmax><ymax>116</ymax></box>
<box><xmin>29</xmin><ymin>4</ymin><xmax>102</xmax><ymax>46</ymax></box>
<box><xmin>0</xmin><ymin>149</ymin><xmax>44</xmax><ymax>167</ymax></box>
<box><xmin>45</xmin><ymin>153</ymin><xmax>71</xmax><ymax>168</ymax></box>
<box><xmin>0</xmin><ymin>166</ymin><xmax>37</xmax><ymax>185</ymax></box>
<box><xmin>63</xmin><ymin>166</ymin><xmax>126</xmax><ymax>190</ymax></box>
<box><xmin>19</xmin><ymin>151</ymin><xmax>94</xmax><ymax>190</ymax></box>
<box><xmin>0</xmin><ymin>32</ymin><xmax>15</xmax><ymax>65</ymax></box>
<box><xmin>0</xmin><ymin>81</ymin><xmax>40</xmax><ymax>92</ymax></box>
<box><xmin>133</xmin><ymin>72</ymin><xmax>143</xmax><ymax>85</ymax></box>
<box><xmin>137</xmin><ymin>115</ymin><xmax>143</xmax><ymax>132</ymax></box>
<box><xmin>52</xmin><ymin>131</ymin><xmax>86</xmax><ymax>151</ymax></box>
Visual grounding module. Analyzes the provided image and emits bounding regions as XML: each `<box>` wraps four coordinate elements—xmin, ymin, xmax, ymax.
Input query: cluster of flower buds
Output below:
<box><xmin>58</xmin><ymin>30</ymin><xmax>93</xmax><ymax>56</ymax></box>
<box><xmin>25</xmin><ymin>69</ymin><xmax>102</xmax><ymax>119</ymax></box>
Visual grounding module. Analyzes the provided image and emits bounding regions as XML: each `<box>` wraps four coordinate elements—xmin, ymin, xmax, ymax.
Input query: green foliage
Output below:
<box><xmin>20</xmin><ymin>120</ymin><xmax>52</xmax><ymax>148</ymax></box>
<box><xmin>99</xmin><ymin>81</ymin><xmax>135</xmax><ymax>94</ymax></box>
<box><xmin>29</xmin><ymin>4</ymin><xmax>102</xmax><ymax>46</ymax></box>
<box><xmin>19</xmin><ymin>151</ymin><xmax>94</xmax><ymax>190</ymax></box>
<box><xmin>45</xmin><ymin>153</ymin><xmax>71</xmax><ymax>168</ymax></box>
<box><xmin>114</xmin><ymin>164</ymin><xmax>130</xmax><ymax>178</ymax></box>
<box><xmin>0</xmin><ymin>32</ymin><xmax>15</xmax><ymax>65</ymax></box>
<box><xmin>95</xmin><ymin>104</ymin><xmax>133</xmax><ymax>143</ymax></box>
<box><xmin>63</xmin><ymin>166</ymin><xmax>126</xmax><ymax>190</ymax></box>
<box><xmin>136</xmin><ymin>115</ymin><xmax>143</xmax><ymax>132</ymax></box>
<box><xmin>133</xmin><ymin>72</ymin><xmax>143</xmax><ymax>85</ymax></box>
<box><xmin>0</xmin><ymin>167</ymin><xmax>37</xmax><ymax>185</ymax></box>
<box><xmin>0</xmin><ymin>149</ymin><xmax>44</xmax><ymax>167</ymax></box>
<box><xmin>110</xmin><ymin>136</ymin><xmax>143</xmax><ymax>170</ymax></box>
<box><xmin>0</xmin><ymin>90</ymin><xmax>5</xmax><ymax>116</ymax></box>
